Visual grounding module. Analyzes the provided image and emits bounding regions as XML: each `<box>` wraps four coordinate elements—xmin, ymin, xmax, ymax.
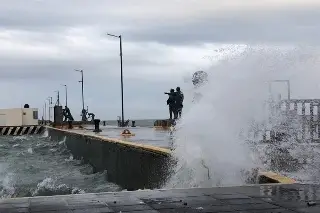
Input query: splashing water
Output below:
<box><xmin>32</xmin><ymin>178</ymin><xmax>85</xmax><ymax>197</ymax></box>
<box><xmin>0</xmin><ymin>134</ymin><xmax>121</xmax><ymax>198</ymax></box>
<box><xmin>167</xmin><ymin>45</ymin><xmax>320</xmax><ymax>188</ymax></box>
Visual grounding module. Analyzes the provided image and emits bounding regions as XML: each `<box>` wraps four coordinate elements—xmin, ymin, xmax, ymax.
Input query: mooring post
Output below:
<box><xmin>131</xmin><ymin>120</ymin><xmax>136</xmax><ymax>127</ymax></box>
<box><xmin>103</xmin><ymin>121</ymin><xmax>106</xmax><ymax>126</ymax></box>
<box><xmin>68</xmin><ymin>120</ymin><xmax>73</xmax><ymax>129</ymax></box>
<box><xmin>93</xmin><ymin>119</ymin><xmax>102</xmax><ymax>132</ymax></box>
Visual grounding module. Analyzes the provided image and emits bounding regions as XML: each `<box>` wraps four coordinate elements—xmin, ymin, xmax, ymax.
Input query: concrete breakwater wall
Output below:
<box><xmin>47</xmin><ymin>127</ymin><xmax>174</xmax><ymax>190</ymax></box>
<box><xmin>47</xmin><ymin>127</ymin><xmax>296</xmax><ymax>191</ymax></box>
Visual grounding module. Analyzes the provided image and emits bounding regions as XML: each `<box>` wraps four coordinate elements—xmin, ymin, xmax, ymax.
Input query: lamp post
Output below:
<box><xmin>75</xmin><ymin>69</ymin><xmax>87</xmax><ymax>121</ymax></box>
<box><xmin>44</xmin><ymin>101</ymin><xmax>47</xmax><ymax>122</ymax></box>
<box><xmin>54</xmin><ymin>90</ymin><xmax>60</xmax><ymax>106</ymax></box>
<box><xmin>61</xmin><ymin>84</ymin><xmax>68</xmax><ymax>107</ymax></box>
<box><xmin>107</xmin><ymin>33</ymin><xmax>124</xmax><ymax>127</ymax></box>
<box><xmin>42</xmin><ymin>105</ymin><xmax>45</xmax><ymax>122</ymax></box>
<box><xmin>75</xmin><ymin>69</ymin><xmax>85</xmax><ymax>112</ymax></box>
<box><xmin>47</xmin><ymin>97</ymin><xmax>52</xmax><ymax>121</ymax></box>
<box><xmin>268</xmin><ymin>80</ymin><xmax>291</xmax><ymax>100</ymax></box>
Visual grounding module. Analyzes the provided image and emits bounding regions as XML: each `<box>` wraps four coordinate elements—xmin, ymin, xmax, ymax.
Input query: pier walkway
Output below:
<box><xmin>1</xmin><ymin>183</ymin><xmax>319</xmax><ymax>212</ymax></box>
<box><xmin>71</xmin><ymin>125</ymin><xmax>172</xmax><ymax>148</ymax></box>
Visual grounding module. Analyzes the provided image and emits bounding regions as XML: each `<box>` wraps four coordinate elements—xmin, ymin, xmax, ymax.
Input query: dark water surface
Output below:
<box><xmin>0</xmin><ymin>132</ymin><xmax>121</xmax><ymax>198</ymax></box>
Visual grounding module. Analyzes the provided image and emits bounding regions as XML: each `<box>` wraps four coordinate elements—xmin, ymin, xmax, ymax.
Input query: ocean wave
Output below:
<box><xmin>32</xmin><ymin>178</ymin><xmax>85</xmax><ymax>197</ymax></box>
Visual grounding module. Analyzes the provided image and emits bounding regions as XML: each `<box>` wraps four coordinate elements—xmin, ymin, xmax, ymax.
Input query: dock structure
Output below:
<box><xmin>46</xmin><ymin>126</ymin><xmax>296</xmax><ymax>190</ymax></box>
<box><xmin>3</xmin><ymin>120</ymin><xmax>307</xmax><ymax>212</ymax></box>
<box><xmin>0</xmin><ymin>107</ymin><xmax>46</xmax><ymax>136</ymax></box>
<box><xmin>1</xmin><ymin>183</ymin><xmax>319</xmax><ymax>212</ymax></box>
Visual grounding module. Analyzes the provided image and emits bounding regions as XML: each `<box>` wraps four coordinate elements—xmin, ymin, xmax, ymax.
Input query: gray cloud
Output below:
<box><xmin>1</xmin><ymin>2</ymin><xmax>319</xmax><ymax>45</ymax></box>
<box><xmin>127</xmin><ymin>8</ymin><xmax>320</xmax><ymax>45</ymax></box>
<box><xmin>1</xmin><ymin>1</ymin><xmax>320</xmax><ymax>120</ymax></box>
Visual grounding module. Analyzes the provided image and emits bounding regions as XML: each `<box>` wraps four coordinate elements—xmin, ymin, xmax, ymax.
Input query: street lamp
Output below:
<box><xmin>107</xmin><ymin>33</ymin><xmax>124</xmax><ymax>127</ymax></box>
<box><xmin>61</xmin><ymin>84</ymin><xmax>68</xmax><ymax>107</ymax></box>
<box><xmin>47</xmin><ymin>97</ymin><xmax>52</xmax><ymax>121</ymax></box>
<box><xmin>44</xmin><ymin>101</ymin><xmax>47</xmax><ymax>122</ymax></box>
<box><xmin>75</xmin><ymin>69</ymin><xmax>87</xmax><ymax>121</ymax></box>
<box><xmin>54</xmin><ymin>90</ymin><xmax>60</xmax><ymax>106</ymax></box>
<box><xmin>268</xmin><ymin>80</ymin><xmax>291</xmax><ymax>100</ymax></box>
<box><xmin>75</xmin><ymin>69</ymin><xmax>85</xmax><ymax>111</ymax></box>
<box><xmin>42</xmin><ymin>105</ymin><xmax>45</xmax><ymax>122</ymax></box>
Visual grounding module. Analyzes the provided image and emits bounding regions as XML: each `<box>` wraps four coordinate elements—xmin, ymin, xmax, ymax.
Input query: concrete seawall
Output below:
<box><xmin>47</xmin><ymin>127</ymin><xmax>173</xmax><ymax>190</ymax></box>
<box><xmin>47</xmin><ymin>127</ymin><xmax>296</xmax><ymax>191</ymax></box>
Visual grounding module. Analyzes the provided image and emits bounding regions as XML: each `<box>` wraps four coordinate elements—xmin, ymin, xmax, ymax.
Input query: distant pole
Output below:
<box><xmin>61</xmin><ymin>84</ymin><xmax>68</xmax><ymax>107</ymax></box>
<box><xmin>75</xmin><ymin>70</ymin><xmax>85</xmax><ymax>111</ymax></box>
<box><xmin>107</xmin><ymin>33</ymin><xmax>124</xmax><ymax>127</ymax></box>
<box><xmin>44</xmin><ymin>102</ymin><xmax>47</xmax><ymax>121</ymax></box>
<box><xmin>55</xmin><ymin>90</ymin><xmax>60</xmax><ymax>106</ymax></box>
<box><xmin>287</xmin><ymin>81</ymin><xmax>291</xmax><ymax>100</ymax></box>
<box><xmin>48</xmin><ymin>100</ymin><xmax>50</xmax><ymax>121</ymax></box>
<box><xmin>42</xmin><ymin>105</ymin><xmax>45</xmax><ymax>122</ymax></box>
<box><xmin>47</xmin><ymin>97</ymin><xmax>52</xmax><ymax>121</ymax></box>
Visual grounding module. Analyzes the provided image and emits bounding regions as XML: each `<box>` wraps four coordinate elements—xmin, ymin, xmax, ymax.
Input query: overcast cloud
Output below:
<box><xmin>1</xmin><ymin>0</ymin><xmax>320</xmax><ymax>120</ymax></box>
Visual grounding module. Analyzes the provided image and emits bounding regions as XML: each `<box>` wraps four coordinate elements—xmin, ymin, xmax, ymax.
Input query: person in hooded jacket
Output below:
<box><xmin>175</xmin><ymin>87</ymin><xmax>184</xmax><ymax>118</ymax></box>
<box><xmin>164</xmin><ymin>89</ymin><xmax>176</xmax><ymax>119</ymax></box>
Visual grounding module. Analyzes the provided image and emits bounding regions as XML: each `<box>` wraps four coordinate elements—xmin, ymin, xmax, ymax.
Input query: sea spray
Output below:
<box><xmin>166</xmin><ymin>45</ymin><xmax>320</xmax><ymax>188</ymax></box>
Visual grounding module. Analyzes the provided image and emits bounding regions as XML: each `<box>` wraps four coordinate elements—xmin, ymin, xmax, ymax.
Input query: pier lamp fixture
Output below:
<box><xmin>44</xmin><ymin>102</ymin><xmax>47</xmax><ymax>121</ymax></box>
<box><xmin>268</xmin><ymin>80</ymin><xmax>291</xmax><ymax>100</ymax></box>
<box><xmin>47</xmin><ymin>97</ymin><xmax>52</xmax><ymax>121</ymax></box>
<box><xmin>54</xmin><ymin>90</ymin><xmax>60</xmax><ymax>106</ymax></box>
<box><xmin>61</xmin><ymin>84</ymin><xmax>68</xmax><ymax>107</ymax></box>
<box><xmin>107</xmin><ymin>33</ymin><xmax>124</xmax><ymax>127</ymax></box>
<box><xmin>75</xmin><ymin>69</ymin><xmax>87</xmax><ymax>121</ymax></box>
<box><xmin>75</xmin><ymin>69</ymin><xmax>85</xmax><ymax>111</ymax></box>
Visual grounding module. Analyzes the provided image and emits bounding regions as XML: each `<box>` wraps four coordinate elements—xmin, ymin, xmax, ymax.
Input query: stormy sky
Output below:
<box><xmin>1</xmin><ymin>0</ymin><xmax>320</xmax><ymax>120</ymax></box>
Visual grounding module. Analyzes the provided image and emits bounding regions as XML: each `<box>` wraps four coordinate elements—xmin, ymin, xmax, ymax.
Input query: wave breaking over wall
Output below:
<box><xmin>166</xmin><ymin>45</ymin><xmax>320</xmax><ymax>188</ymax></box>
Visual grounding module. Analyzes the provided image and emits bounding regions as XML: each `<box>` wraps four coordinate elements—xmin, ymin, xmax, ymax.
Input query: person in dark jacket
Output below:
<box><xmin>165</xmin><ymin>89</ymin><xmax>176</xmax><ymax>119</ymax></box>
<box><xmin>175</xmin><ymin>87</ymin><xmax>184</xmax><ymax>118</ymax></box>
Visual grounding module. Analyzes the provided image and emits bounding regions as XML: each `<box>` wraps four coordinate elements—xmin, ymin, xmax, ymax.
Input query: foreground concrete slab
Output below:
<box><xmin>1</xmin><ymin>183</ymin><xmax>319</xmax><ymax>212</ymax></box>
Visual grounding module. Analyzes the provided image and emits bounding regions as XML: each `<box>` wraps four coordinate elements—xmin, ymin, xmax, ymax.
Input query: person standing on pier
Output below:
<box><xmin>165</xmin><ymin>89</ymin><xmax>176</xmax><ymax>119</ymax></box>
<box><xmin>175</xmin><ymin>87</ymin><xmax>184</xmax><ymax>118</ymax></box>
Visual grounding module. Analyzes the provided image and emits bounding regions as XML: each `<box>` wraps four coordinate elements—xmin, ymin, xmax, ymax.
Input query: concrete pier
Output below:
<box><xmin>47</xmin><ymin>127</ymin><xmax>296</xmax><ymax>190</ymax></box>
<box><xmin>47</xmin><ymin>127</ymin><xmax>173</xmax><ymax>190</ymax></box>
<box><xmin>1</xmin><ymin>183</ymin><xmax>319</xmax><ymax>212</ymax></box>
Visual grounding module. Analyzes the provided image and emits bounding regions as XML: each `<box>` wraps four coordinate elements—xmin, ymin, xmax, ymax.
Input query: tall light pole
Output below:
<box><xmin>107</xmin><ymin>33</ymin><xmax>124</xmax><ymax>127</ymax></box>
<box><xmin>75</xmin><ymin>69</ymin><xmax>85</xmax><ymax>111</ymax></box>
<box><xmin>61</xmin><ymin>84</ymin><xmax>68</xmax><ymax>107</ymax></box>
<box><xmin>44</xmin><ymin>101</ymin><xmax>47</xmax><ymax>121</ymax></box>
<box><xmin>75</xmin><ymin>69</ymin><xmax>87</xmax><ymax>121</ymax></box>
<box><xmin>268</xmin><ymin>80</ymin><xmax>291</xmax><ymax>100</ymax></box>
<box><xmin>42</xmin><ymin>105</ymin><xmax>45</xmax><ymax>122</ymax></box>
<box><xmin>54</xmin><ymin>90</ymin><xmax>60</xmax><ymax>106</ymax></box>
<box><xmin>47</xmin><ymin>97</ymin><xmax>52</xmax><ymax>121</ymax></box>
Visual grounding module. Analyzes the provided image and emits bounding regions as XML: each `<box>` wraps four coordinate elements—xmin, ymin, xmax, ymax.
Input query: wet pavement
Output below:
<box><xmin>70</xmin><ymin>125</ymin><xmax>172</xmax><ymax>148</ymax></box>
<box><xmin>1</xmin><ymin>183</ymin><xmax>320</xmax><ymax>212</ymax></box>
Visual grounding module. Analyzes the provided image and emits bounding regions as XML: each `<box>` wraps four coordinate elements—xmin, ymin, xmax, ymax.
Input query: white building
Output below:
<box><xmin>0</xmin><ymin>108</ymin><xmax>39</xmax><ymax>126</ymax></box>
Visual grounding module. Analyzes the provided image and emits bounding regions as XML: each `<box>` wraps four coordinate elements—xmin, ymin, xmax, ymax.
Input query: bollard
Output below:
<box><xmin>131</xmin><ymin>120</ymin><xmax>136</xmax><ymax>127</ymax></box>
<box><xmin>93</xmin><ymin>119</ymin><xmax>102</xmax><ymax>132</ymax></box>
<box><xmin>103</xmin><ymin>121</ymin><xmax>106</xmax><ymax>126</ymax></box>
<box><xmin>68</xmin><ymin>120</ymin><xmax>73</xmax><ymax>129</ymax></box>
